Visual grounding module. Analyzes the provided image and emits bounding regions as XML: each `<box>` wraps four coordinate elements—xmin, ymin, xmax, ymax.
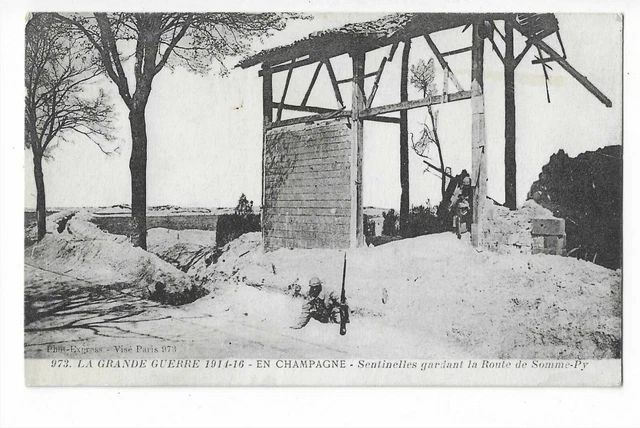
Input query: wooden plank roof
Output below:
<box><xmin>238</xmin><ymin>13</ymin><xmax>499</xmax><ymax>69</ymax></box>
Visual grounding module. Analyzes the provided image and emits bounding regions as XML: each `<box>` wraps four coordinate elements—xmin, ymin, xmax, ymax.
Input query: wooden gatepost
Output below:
<box><xmin>470</xmin><ymin>20</ymin><xmax>488</xmax><ymax>247</ymax></box>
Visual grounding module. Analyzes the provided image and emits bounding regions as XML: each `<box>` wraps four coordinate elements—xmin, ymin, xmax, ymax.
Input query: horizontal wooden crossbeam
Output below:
<box><xmin>335</xmin><ymin>71</ymin><xmax>381</xmax><ymax>85</ymax></box>
<box><xmin>531</xmin><ymin>55</ymin><xmax>563</xmax><ymax>65</ymax></box>
<box><xmin>274</xmin><ymin>103</ymin><xmax>340</xmax><ymax>114</ymax></box>
<box><xmin>259</xmin><ymin>56</ymin><xmax>318</xmax><ymax>76</ymax></box>
<box><xmin>267</xmin><ymin>109</ymin><xmax>351</xmax><ymax>129</ymax></box>
<box><xmin>363</xmin><ymin>115</ymin><xmax>401</xmax><ymax>124</ymax></box>
<box><xmin>267</xmin><ymin>92</ymin><xmax>465</xmax><ymax>127</ymax></box>
<box><xmin>441</xmin><ymin>46</ymin><xmax>472</xmax><ymax>57</ymax></box>
<box><xmin>360</xmin><ymin>90</ymin><xmax>471</xmax><ymax>118</ymax></box>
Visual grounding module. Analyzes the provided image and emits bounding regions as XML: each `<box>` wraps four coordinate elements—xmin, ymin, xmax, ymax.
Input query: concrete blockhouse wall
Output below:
<box><xmin>263</xmin><ymin>118</ymin><xmax>352</xmax><ymax>249</ymax></box>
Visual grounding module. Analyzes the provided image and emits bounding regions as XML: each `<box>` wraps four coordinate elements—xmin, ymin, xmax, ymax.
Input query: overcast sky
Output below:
<box><xmin>23</xmin><ymin>13</ymin><xmax>622</xmax><ymax>210</ymax></box>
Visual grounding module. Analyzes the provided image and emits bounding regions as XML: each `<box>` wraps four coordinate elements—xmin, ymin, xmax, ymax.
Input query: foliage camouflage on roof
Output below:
<box><xmin>238</xmin><ymin>13</ymin><xmax>491</xmax><ymax>68</ymax></box>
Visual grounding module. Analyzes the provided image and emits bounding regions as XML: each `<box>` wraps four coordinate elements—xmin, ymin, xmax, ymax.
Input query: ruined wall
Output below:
<box><xmin>482</xmin><ymin>200</ymin><xmax>560</xmax><ymax>255</ymax></box>
<box><xmin>531</xmin><ymin>218</ymin><xmax>567</xmax><ymax>256</ymax></box>
<box><xmin>263</xmin><ymin>118</ymin><xmax>352</xmax><ymax>249</ymax></box>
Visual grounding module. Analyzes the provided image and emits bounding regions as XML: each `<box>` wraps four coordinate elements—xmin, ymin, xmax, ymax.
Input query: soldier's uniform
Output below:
<box><xmin>292</xmin><ymin>277</ymin><xmax>345</xmax><ymax>329</ymax></box>
<box><xmin>450</xmin><ymin>176</ymin><xmax>472</xmax><ymax>238</ymax></box>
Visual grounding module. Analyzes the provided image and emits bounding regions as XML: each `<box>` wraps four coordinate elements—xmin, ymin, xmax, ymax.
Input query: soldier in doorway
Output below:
<box><xmin>450</xmin><ymin>175</ymin><xmax>473</xmax><ymax>239</ymax></box>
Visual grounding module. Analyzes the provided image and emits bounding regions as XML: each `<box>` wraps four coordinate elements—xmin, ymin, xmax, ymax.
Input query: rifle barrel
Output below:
<box><xmin>341</xmin><ymin>253</ymin><xmax>347</xmax><ymax>301</ymax></box>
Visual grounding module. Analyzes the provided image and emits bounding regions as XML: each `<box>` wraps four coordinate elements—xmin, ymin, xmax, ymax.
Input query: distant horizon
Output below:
<box><xmin>24</xmin><ymin>204</ymin><xmax>396</xmax><ymax>211</ymax></box>
<box><xmin>24</xmin><ymin>141</ymin><xmax>623</xmax><ymax>212</ymax></box>
<box><xmin>23</xmin><ymin>203</ymin><xmax>406</xmax><ymax>213</ymax></box>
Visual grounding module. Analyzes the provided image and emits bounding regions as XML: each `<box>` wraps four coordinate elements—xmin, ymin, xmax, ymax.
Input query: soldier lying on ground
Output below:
<box><xmin>291</xmin><ymin>277</ymin><xmax>348</xmax><ymax>329</ymax></box>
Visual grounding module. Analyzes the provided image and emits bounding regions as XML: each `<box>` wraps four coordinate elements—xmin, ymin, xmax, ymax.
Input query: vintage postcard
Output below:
<box><xmin>23</xmin><ymin>12</ymin><xmax>622</xmax><ymax>386</ymax></box>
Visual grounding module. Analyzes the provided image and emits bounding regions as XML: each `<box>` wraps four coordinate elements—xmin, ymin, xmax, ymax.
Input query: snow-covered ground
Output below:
<box><xmin>24</xmin><ymin>208</ymin><xmax>621</xmax><ymax>359</ymax></box>
<box><xmin>25</xmin><ymin>210</ymin><xmax>195</xmax><ymax>294</ymax></box>
<box><xmin>147</xmin><ymin>228</ymin><xmax>217</xmax><ymax>272</ymax></box>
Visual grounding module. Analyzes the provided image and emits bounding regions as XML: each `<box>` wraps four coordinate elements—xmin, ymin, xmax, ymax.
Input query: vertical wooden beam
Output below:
<box><xmin>504</xmin><ymin>18</ymin><xmax>517</xmax><ymax>210</ymax></box>
<box><xmin>399</xmin><ymin>40</ymin><xmax>411</xmax><ymax>237</ymax></box>
<box><xmin>350</xmin><ymin>50</ymin><xmax>365</xmax><ymax>248</ymax></box>
<box><xmin>471</xmin><ymin>21</ymin><xmax>488</xmax><ymax>248</ymax></box>
<box><xmin>262</xmin><ymin>66</ymin><xmax>273</xmax><ymax>241</ymax></box>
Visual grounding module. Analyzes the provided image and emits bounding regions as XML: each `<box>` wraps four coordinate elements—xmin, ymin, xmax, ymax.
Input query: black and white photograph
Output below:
<box><xmin>5</xmin><ymin>0</ymin><xmax>640</xmax><ymax>425</ymax></box>
<box><xmin>15</xmin><ymin>9</ymin><xmax>625</xmax><ymax>387</ymax></box>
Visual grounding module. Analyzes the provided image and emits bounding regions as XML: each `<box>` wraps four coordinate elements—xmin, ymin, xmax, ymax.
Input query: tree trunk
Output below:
<box><xmin>399</xmin><ymin>40</ymin><xmax>411</xmax><ymax>237</ymax></box>
<box><xmin>128</xmin><ymin>107</ymin><xmax>148</xmax><ymax>249</ymax></box>
<box><xmin>428</xmin><ymin>106</ymin><xmax>447</xmax><ymax>200</ymax></box>
<box><xmin>33</xmin><ymin>151</ymin><xmax>46</xmax><ymax>241</ymax></box>
<box><xmin>436</xmin><ymin>141</ymin><xmax>446</xmax><ymax>199</ymax></box>
<box><xmin>504</xmin><ymin>19</ymin><xmax>517</xmax><ymax>210</ymax></box>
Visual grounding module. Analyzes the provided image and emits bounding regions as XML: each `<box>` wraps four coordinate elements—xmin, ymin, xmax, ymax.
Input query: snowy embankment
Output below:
<box><xmin>25</xmin><ymin>206</ymin><xmax>621</xmax><ymax>359</ymax></box>
<box><xmin>187</xmin><ymin>231</ymin><xmax>621</xmax><ymax>359</ymax></box>
<box><xmin>147</xmin><ymin>228</ymin><xmax>217</xmax><ymax>272</ymax></box>
<box><xmin>25</xmin><ymin>210</ymin><xmax>195</xmax><ymax>297</ymax></box>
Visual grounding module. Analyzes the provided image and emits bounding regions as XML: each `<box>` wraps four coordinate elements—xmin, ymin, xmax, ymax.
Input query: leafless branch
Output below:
<box><xmin>26</xmin><ymin>14</ymin><xmax>117</xmax><ymax>158</ymax></box>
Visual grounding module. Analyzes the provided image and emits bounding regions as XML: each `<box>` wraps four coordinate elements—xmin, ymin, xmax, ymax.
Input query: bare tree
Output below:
<box><xmin>25</xmin><ymin>14</ymin><xmax>115</xmax><ymax>241</ymax></box>
<box><xmin>410</xmin><ymin>58</ymin><xmax>447</xmax><ymax>201</ymax></box>
<box><xmin>410</xmin><ymin>58</ymin><xmax>436</xmax><ymax>99</ymax></box>
<box><xmin>53</xmin><ymin>13</ymin><xmax>306</xmax><ymax>249</ymax></box>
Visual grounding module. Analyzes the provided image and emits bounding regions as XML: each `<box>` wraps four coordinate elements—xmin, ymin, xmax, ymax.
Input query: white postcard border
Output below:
<box><xmin>3</xmin><ymin>0</ymin><xmax>640</xmax><ymax>427</ymax></box>
<box><xmin>26</xmin><ymin>358</ymin><xmax>621</xmax><ymax>387</ymax></box>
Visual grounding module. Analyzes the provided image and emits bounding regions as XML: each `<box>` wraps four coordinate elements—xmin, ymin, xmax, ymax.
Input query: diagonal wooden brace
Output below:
<box><xmin>424</xmin><ymin>35</ymin><xmax>465</xmax><ymax>93</ymax></box>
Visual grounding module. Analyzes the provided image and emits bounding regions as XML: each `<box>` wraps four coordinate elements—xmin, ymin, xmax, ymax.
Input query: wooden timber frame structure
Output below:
<box><xmin>239</xmin><ymin>13</ymin><xmax>612</xmax><ymax>249</ymax></box>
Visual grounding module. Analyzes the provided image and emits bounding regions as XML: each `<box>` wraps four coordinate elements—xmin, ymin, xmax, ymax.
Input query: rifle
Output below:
<box><xmin>339</xmin><ymin>253</ymin><xmax>348</xmax><ymax>336</ymax></box>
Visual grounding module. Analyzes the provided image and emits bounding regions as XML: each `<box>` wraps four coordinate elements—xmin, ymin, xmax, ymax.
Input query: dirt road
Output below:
<box><xmin>26</xmin><ymin>265</ymin><xmax>451</xmax><ymax>359</ymax></box>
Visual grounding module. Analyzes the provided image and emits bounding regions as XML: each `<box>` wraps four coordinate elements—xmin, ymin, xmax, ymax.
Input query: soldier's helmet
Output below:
<box><xmin>308</xmin><ymin>277</ymin><xmax>322</xmax><ymax>298</ymax></box>
<box><xmin>309</xmin><ymin>277</ymin><xmax>323</xmax><ymax>289</ymax></box>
